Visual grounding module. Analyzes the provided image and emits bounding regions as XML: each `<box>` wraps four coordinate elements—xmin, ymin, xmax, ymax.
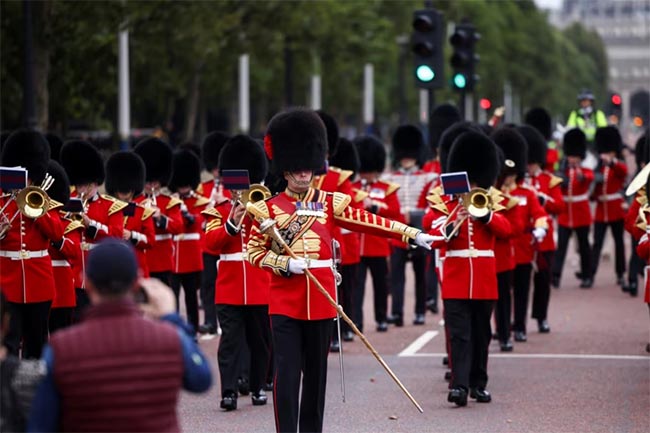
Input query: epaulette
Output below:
<box><xmin>503</xmin><ymin>194</ymin><xmax>520</xmax><ymax>210</ymax></box>
<box><xmin>548</xmin><ymin>174</ymin><xmax>563</xmax><ymax>189</ymax></box>
<box><xmin>196</xmin><ymin>183</ymin><xmax>205</xmax><ymax>195</ymax></box>
<box><xmin>102</xmin><ymin>194</ymin><xmax>129</xmax><ymax>216</ymax></box>
<box><xmin>64</xmin><ymin>220</ymin><xmax>84</xmax><ymax>235</ymax></box>
<box><xmin>201</xmin><ymin>207</ymin><xmax>222</xmax><ymax>219</ymax></box>
<box><xmin>69</xmin><ymin>185</ymin><xmax>76</xmax><ymax>194</ymax></box>
<box><xmin>246</xmin><ymin>199</ymin><xmax>270</xmax><ymax>221</ymax></box>
<box><xmin>336</xmin><ymin>168</ymin><xmax>354</xmax><ymax>186</ymax></box>
<box><xmin>487</xmin><ymin>187</ymin><xmax>506</xmax><ymax>213</ymax></box>
<box><xmin>193</xmin><ymin>195</ymin><xmax>211</xmax><ymax>208</ymax></box>
<box><xmin>141</xmin><ymin>206</ymin><xmax>156</xmax><ymax>220</ymax></box>
<box><xmin>48</xmin><ymin>199</ymin><xmax>64</xmax><ymax>211</ymax></box>
<box><xmin>425</xmin><ymin>186</ymin><xmax>449</xmax><ymax>215</ymax></box>
<box><xmin>331</xmin><ymin>192</ymin><xmax>352</xmax><ymax>215</ymax></box>
<box><xmin>378</xmin><ymin>180</ymin><xmax>400</xmax><ymax>196</ymax></box>
<box><xmin>352</xmin><ymin>188</ymin><xmax>369</xmax><ymax>203</ymax></box>
<box><xmin>166</xmin><ymin>196</ymin><xmax>183</xmax><ymax>209</ymax></box>
<box><xmin>635</xmin><ymin>188</ymin><xmax>647</xmax><ymax>206</ymax></box>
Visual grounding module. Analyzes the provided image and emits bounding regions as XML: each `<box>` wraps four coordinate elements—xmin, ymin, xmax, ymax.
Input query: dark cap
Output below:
<box><xmin>86</xmin><ymin>238</ymin><xmax>139</xmax><ymax>294</ymax></box>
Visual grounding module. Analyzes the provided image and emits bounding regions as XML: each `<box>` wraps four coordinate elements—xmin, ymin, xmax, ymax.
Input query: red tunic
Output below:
<box><xmin>592</xmin><ymin>160</ymin><xmax>628</xmax><ymax>222</ymax></box>
<box><xmin>50</xmin><ymin>214</ymin><xmax>83</xmax><ymax>308</ymax></box>
<box><xmin>197</xmin><ymin>179</ymin><xmax>231</xmax><ymax>256</ymax></box>
<box><xmin>247</xmin><ymin>188</ymin><xmax>423</xmax><ymax>320</ymax></box>
<box><xmin>139</xmin><ymin>193</ymin><xmax>184</xmax><ymax>274</ymax></box>
<box><xmin>204</xmin><ymin>202</ymin><xmax>270</xmax><ymax>305</ymax></box>
<box><xmin>352</xmin><ymin>179</ymin><xmax>402</xmax><ymax>258</ymax></box>
<box><xmin>527</xmin><ymin>170</ymin><xmax>565</xmax><ymax>252</ymax></box>
<box><xmin>0</xmin><ymin>197</ymin><xmax>64</xmax><ymax>304</ymax></box>
<box><xmin>635</xmin><ymin>230</ymin><xmax>650</xmax><ymax>303</ymax></box>
<box><xmin>494</xmin><ymin>196</ymin><xmax>525</xmax><ymax>273</ymax></box>
<box><xmin>625</xmin><ymin>190</ymin><xmax>646</xmax><ymax>241</ymax></box>
<box><xmin>510</xmin><ymin>184</ymin><xmax>550</xmax><ymax>265</ymax></box>
<box><xmin>557</xmin><ymin>166</ymin><xmax>594</xmax><ymax>228</ymax></box>
<box><xmin>339</xmin><ymin>187</ymin><xmax>366</xmax><ymax>266</ymax></box>
<box><xmin>123</xmin><ymin>202</ymin><xmax>156</xmax><ymax>277</ymax></box>
<box><xmin>173</xmin><ymin>193</ymin><xmax>209</xmax><ymax>273</ymax></box>
<box><xmin>427</xmin><ymin>199</ymin><xmax>511</xmax><ymax>300</ymax></box>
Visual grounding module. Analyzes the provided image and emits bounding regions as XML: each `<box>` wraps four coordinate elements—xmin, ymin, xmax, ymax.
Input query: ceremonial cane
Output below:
<box><xmin>256</xmin><ymin>217</ymin><xmax>424</xmax><ymax>413</ymax></box>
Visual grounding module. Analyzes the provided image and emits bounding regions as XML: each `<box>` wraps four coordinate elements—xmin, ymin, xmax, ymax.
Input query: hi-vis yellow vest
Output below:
<box><xmin>566</xmin><ymin>109</ymin><xmax>608</xmax><ymax>141</ymax></box>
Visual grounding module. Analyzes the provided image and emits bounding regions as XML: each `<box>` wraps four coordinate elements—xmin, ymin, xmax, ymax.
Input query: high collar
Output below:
<box><xmin>284</xmin><ymin>187</ymin><xmax>312</xmax><ymax>201</ymax></box>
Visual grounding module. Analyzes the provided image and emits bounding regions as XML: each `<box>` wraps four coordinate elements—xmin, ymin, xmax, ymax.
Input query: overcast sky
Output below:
<box><xmin>534</xmin><ymin>0</ymin><xmax>563</xmax><ymax>10</ymax></box>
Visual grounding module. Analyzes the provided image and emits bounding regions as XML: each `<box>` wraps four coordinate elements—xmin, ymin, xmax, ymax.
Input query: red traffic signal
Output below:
<box><xmin>611</xmin><ymin>94</ymin><xmax>622</xmax><ymax>106</ymax></box>
<box><xmin>479</xmin><ymin>98</ymin><xmax>491</xmax><ymax>110</ymax></box>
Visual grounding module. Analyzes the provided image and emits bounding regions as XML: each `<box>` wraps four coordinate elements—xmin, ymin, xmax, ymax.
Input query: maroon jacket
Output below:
<box><xmin>50</xmin><ymin>301</ymin><xmax>184</xmax><ymax>432</ymax></box>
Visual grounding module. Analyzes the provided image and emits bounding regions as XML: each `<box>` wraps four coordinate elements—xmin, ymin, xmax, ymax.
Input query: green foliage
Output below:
<box><xmin>0</xmin><ymin>0</ymin><xmax>610</xmax><ymax>137</ymax></box>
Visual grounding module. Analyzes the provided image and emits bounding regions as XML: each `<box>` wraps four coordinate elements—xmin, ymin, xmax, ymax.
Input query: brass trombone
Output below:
<box><xmin>442</xmin><ymin>187</ymin><xmax>503</xmax><ymax>239</ymax></box>
<box><xmin>0</xmin><ymin>181</ymin><xmax>52</xmax><ymax>239</ymax></box>
<box><xmin>227</xmin><ymin>184</ymin><xmax>271</xmax><ymax>230</ymax></box>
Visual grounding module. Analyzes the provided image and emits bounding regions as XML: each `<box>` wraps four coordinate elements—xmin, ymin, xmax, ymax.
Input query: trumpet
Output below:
<box><xmin>442</xmin><ymin>187</ymin><xmax>499</xmax><ymax>239</ymax></box>
<box><xmin>227</xmin><ymin>183</ymin><xmax>271</xmax><ymax>230</ymax></box>
<box><xmin>0</xmin><ymin>185</ymin><xmax>51</xmax><ymax>239</ymax></box>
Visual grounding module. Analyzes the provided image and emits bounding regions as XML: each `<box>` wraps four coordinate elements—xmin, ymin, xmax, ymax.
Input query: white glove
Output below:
<box><xmin>288</xmin><ymin>258</ymin><xmax>308</xmax><ymax>274</ymax></box>
<box><xmin>532</xmin><ymin>227</ymin><xmax>547</xmax><ymax>242</ymax></box>
<box><xmin>414</xmin><ymin>233</ymin><xmax>436</xmax><ymax>250</ymax></box>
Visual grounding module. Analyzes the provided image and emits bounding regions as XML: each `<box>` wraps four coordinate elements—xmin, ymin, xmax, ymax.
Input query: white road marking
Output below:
<box><xmin>401</xmin><ymin>352</ymin><xmax>649</xmax><ymax>361</ymax></box>
<box><xmin>398</xmin><ymin>331</ymin><xmax>439</xmax><ymax>357</ymax></box>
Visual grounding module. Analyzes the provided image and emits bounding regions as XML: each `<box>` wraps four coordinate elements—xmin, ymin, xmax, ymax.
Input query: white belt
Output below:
<box><xmin>340</xmin><ymin>228</ymin><xmax>352</xmax><ymax>235</ymax></box>
<box><xmin>445</xmin><ymin>249</ymin><xmax>494</xmax><ymax>258</ymax></box>
<box><xmin>597</xmin><ymin>192</ymin><xmax>622</xmax><ymax>202</ymax></box>
<box><xmin>51</xmin><ymin>260</ymin><xmax>70</xmax><ymax>267</ymax></box>
<box><xmin>219</xmin><ymin>252</ymin><xmax>245</xmax><ymax>262</ymax></box>
<box><xmin>0</xmin><ymin>249</ymin><xmax>49</xmax><ymax>260</ymax></box>
<box><xmin>155</xmin><ymin>234</ymin><xmax>173</xmax><ymax>241</ymax></box>
<box><xmin>563</xmin><ymin>193</ymin><xmax>589</xmax><ymax>203</ymax></box>
<box><xmin>305</xmin><ymin>259</ymin><xmax>334</xmax><ymax>269</ymax></box>
<box><xmin>173</xmin><ymin>233</ymin><xmax>201</xmax><ymax>241</ymax></box>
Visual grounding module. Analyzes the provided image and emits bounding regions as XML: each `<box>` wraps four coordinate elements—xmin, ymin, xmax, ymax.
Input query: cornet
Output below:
<box><xmin>442</xmin><ymin>187</ymin><xmax>503</xmax><ymax>239</ymax></box>
<box><xmin>0</xmin><ymin>175</ymin><xmax>53</xmax><ymax>239</ymax></box>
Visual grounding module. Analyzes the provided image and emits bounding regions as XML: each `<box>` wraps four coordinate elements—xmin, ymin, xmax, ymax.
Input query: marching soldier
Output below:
<box><xmin>590</xmin><ymin>126</ymin><xmax>628</xmax><ymax>286</ymax></box>
<box><xmin>133</xmin><ymin>137</ymin><xmax>184</xmax><ymax>287</ymax></box>
<box><xmin>633</xmin><ymin>174</ymin><xmax>650</xmax><ymax>353</ymax></box>
<box><xmin>204</xmin><ymin>135</ymin><xmax>271</xmax><ymax>411</ymax></box>
<box><xmin>525</xmin><ymin>107</ymin><xmax>561</xmax><ymax>173</ymax></box>
<box><xmin>246</xmin><ymin>108</ymin><xmax>435</xmax><ymax>432</ymax></box>
<box><xmin>1</xmin><ymin>130</ymin><xmax>64</xmax><ymax>358</ymax></box>
<box><xmin>352</xmin><ymin>135</ymin><xmax>402</xmax><ymax>333</ymax></box>
<box><xmin>60</xmin><ymin>140</ymin><xmax>126</xmax><ymax>317</ymax></box>
<box><xmin>384</xmin><ymin>125</ymin><xmax>437</xmax><ymax>326</ymax></box>
<box><xmin>105</xmin><ymin>151</ymin><xmax>156</xmax><ymax>277</ymax></box>
<box><xmin>168</xmin><ymin>149</ymin><xmax>210</xmax><ymax>333</ymax></box>
<box><xmin>426</xmin><ymin>131</ymin><xmax>511</xmax><ymax>406</ymax></box>
<box><xmin>551</xmin><ymin>129</ymin><xmax>595</xmax><ymax>289</ymax></box>
<box><xmin>46</xmin><ymin>160</ymin><xmax>82</xmax><ymax>334</ymax></box>
<box><xmin>198</xmin><ymin>131</ymin><xmax>231</xmax><ymax>336</ymax></box>
<box><xmin>519</xmin><ymin>124</ymin><xmax>564</xmax><ymax>333</ymax></box>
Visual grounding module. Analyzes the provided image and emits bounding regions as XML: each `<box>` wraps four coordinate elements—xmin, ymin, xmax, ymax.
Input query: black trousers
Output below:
<box><xmin>49</xmin><ymin>307</ymin><xmax>74</xmax><ymax>335</ymax></box>
<box><xmin>443</xmin><ymin>299</ymin><xmax>495</xmax><ymax>391</ymax></box>
<box><xmin>495</xmin><ymin>271</ymin><xmax>513</xmax><ymax>343</ymax></box>
<box><xmin>72</xmin><ymin>288</ymin><xmax>90</xmax><ymax>324</ymax></box>
<box><xmin>333</xmin><ymin>263</ymin><xmax>357</xmax><ymax>339</ymax></box>
<box><xmin>4</xmin><ymin>301</ymin><xmax>51</xmax><ymax>359</ymax></box>
<box><xmin>270</xmin><ymin>315</ymin><xmax>330</xmax><ymax>433</ymax></box>
<box><xmin>390</xmin><ymin>247</ymin><xmax>426</xmax><ymax>317</ymax></box>
<box><xmin>216</xmin><ymin>304</ymin><xmax>271</xmax><ymax>397</ymax></box>
<box><xmin>355</xmin><ymin>257</ymin><xmax>388</xmax><ymax>326</ymax></box>
<box><xmin>425</xmin><ymin>252</ymin><xmax>439</xmax><ymax>309</ymax></box>
<box><xmin>513</xmin><ymin>263</ymin><xmax>533</xmax><ymax>333</ymax></box>
<box><xmin>532</xmin><ymin>251</ymin><xmax>554</xmax><ymax>321</ymax></box>
<box><xmin>628</xmin><ymin>235</ymin><xmax>645</xmax><ymax>286</ymax></box>
<box><xmin>200</xmin><ymin>253</ymin><xmax>219</xmax><ymax>329</ymax></box>
<box><xmin>171</xmin><ymin>271</ymin><xmax>201</xmax><ymax>333</ymax></box>
<box><xmin>591</xmin><ymin>220</ymin><xmax>626</xmax><ymax>279</ymax></box>
<box><xmin>552</xmin><ymin>225</ymin><xmax>591</xmax><ymax>281</ymax></box>
<box><xmin>150</xmin><ymin>271</ymin><xmax>172</xmax><ymax>286</ymax></box>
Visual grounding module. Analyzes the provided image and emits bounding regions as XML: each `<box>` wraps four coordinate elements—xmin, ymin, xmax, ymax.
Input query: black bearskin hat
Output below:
<box><xmin>524</xmin><ymin>107</ymin><xmax>552</xmax><ymax>140</ymax></box>
<box><xmin>439</xmin><ymin>122</ymin><xmax>484</xmax><ymax>173</ymax></box>
<box><xmin>266</xmin><ymin>108</ymin><xmax>327</xmax><ymax>174</ymax></box>
<box><xmin>447</xmin><ymin>132</ymin><xmax>500</xmax><ymax>189</ymax></box>
<box><xmin>168</xmin><ymin>149</ymin><xmax>201</xmax><ymax>192</ymax></box>
<box><xmin>133</xmin><ymin>137</ymin><xmax>173</xmax><ymax>185</ymax></box>
<box><xmin>330</xmin><ymin>138</ymin><xmax>361</xmax><ymax>175</ymax></box>
<box><xmin>354</xmin><ymin>135</ymin><xmax>386</xmax><ymax>173</ymax></box>
<box><xmin>179</xmin><ymin>141</ymin><xmax>202</xmax><ymax>163</ymax></box>
<box><xmin>595</xmin><ymin>126</ymin><xmax>622</xmax><ymax>154</ymax></box>
<box><xmin>491</xmin><ymin>127</ymin><xmax>528</xmax><ymax>178</ymax></box>
<box><xmin>60</xmin><ymin>140</ymin><xmax>104</xmax><ymax>185</ymax></box>
<box><xmin>218</xmin><ymin>135</ymin><xmax>268</xmax><ymax>184</ymax></box>
<box><xmin>45</xmin><ymin>160</ymin><xmax>70</xmax><ymax>205</ymax></box>
<box><xmin>45</xmin><ymin>132</ymin><xmax>64</xmax><ymax>163</ymax></box>
<box><xmin>563</xmin><ymin>128</ymin><xmax>587</xmax><ymax>158</ymax></box>
<box><xmin>202</xmin><ymin>131</ymin><xmax>230</xmax><ymax>173</ymax></box>
<box><xmin>105</xmin><ymin>151</ymin><xmax>146</xmax><ymax>196</ymax></box>
<box><xmin>316</xmin><ymin>110</ymin><xmax>340</xmax><ymax>158</ymax></box>
<box><xmin>517</xmin><ymin>125</ymin><xmax>547</xmax><ymax>167</ymax></box>
<box><xmin>0</xmin><ymin>129</ymin><xmax>50</xmax><ymax>185</ymax></box>
<box><xmin>392</xmin><ymin>124</ymin><xmax>424</xmax><ymax>163</ymax></box>
<box><xmin>635</xmin><ymin>132</ymin><xmax>649</xmax><ymax>169</ymax></box>
<box><xmin>431</xmin><ymin>104</ymin><xmax>462</xmax><ymax>149</ymax></box>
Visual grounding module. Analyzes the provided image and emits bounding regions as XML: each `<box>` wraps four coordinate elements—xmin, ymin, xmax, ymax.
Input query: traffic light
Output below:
<box><xmin>411</xmin><ymin>9</ymin><xmax>445</xmax><ymax>89</ymax></box>
<box><xmin>611</xmin><ymin>93</ymin><xmax>622</xmax><ymax>106</ymax></box>
<box><xmin>479</xmin><ymin>98</ymin><xmax>491</xmax><ymax>111</ymax></box>
<box><xmin>449</xmin><ymin>22</ymin><xmax>480</xmax><ymax>91</ymax></box>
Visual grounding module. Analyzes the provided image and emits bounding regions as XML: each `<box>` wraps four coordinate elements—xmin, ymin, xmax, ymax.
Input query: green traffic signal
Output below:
<box><xmin>416</xmin><ymin>65</ymin><xmax>435</xmax><ymax>82</ymax></box>
<box><xmin>453</xmin><ymin>73</ymin><xmax>467</xmax><ymax>89</ymax></box>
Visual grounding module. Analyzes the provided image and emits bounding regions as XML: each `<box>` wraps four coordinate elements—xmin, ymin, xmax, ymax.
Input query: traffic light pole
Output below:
<box><xmin>458</xmin><ymin>89</ymin><xmax>466</xmax><ymax>121</ymax></box>
<box><xmin>428</xmin><ymin>88</ymin><xmax>435</xmax><ymax>148</ymax></box>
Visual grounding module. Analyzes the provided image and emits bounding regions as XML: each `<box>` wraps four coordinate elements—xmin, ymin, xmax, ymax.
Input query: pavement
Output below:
<box><xmin>180</xmin><ymin>239</ymin><xmax>650</xmax><ymax>433</ymax></box>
